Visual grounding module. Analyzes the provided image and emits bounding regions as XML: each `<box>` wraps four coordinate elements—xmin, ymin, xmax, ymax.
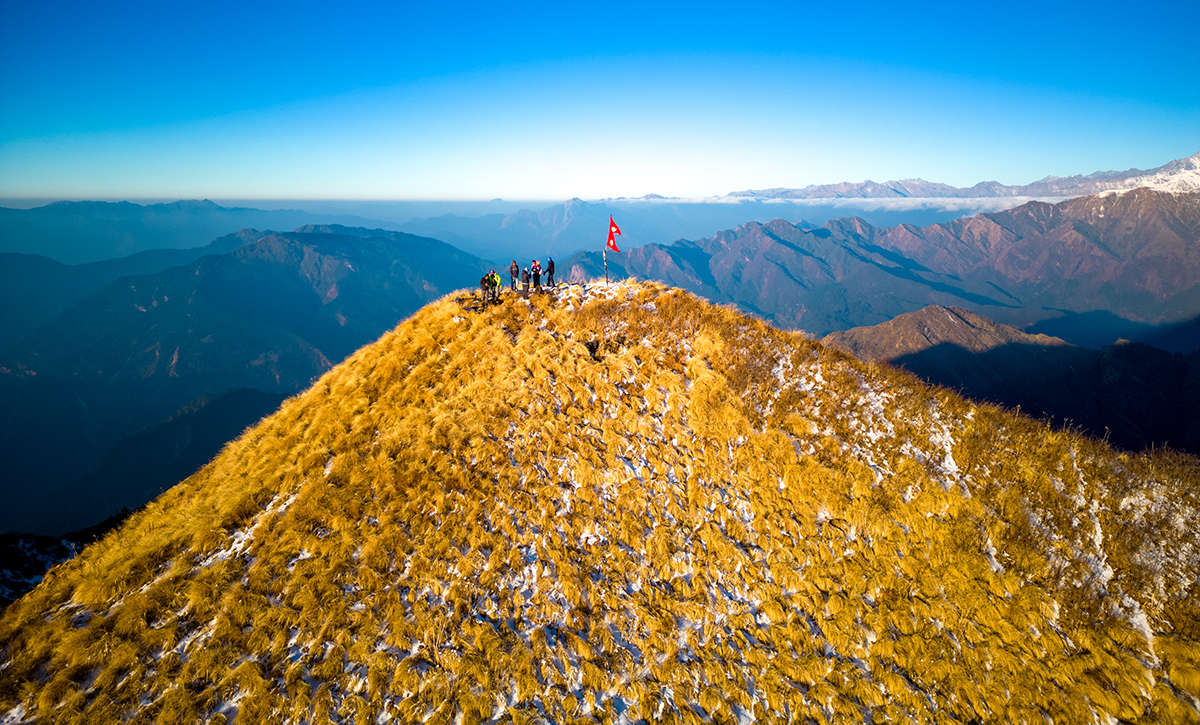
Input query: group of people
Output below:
<box><xmin>480</xmin><ymin>257</ymin><xmax>557</xmax><ymax>305</ymax></box>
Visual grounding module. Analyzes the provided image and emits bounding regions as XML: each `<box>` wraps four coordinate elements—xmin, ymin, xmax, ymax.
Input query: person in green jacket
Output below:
<box><xmin>489</xmin><ymin>271</ymin><xmax>502</xmax><ymax>303</ymax></box>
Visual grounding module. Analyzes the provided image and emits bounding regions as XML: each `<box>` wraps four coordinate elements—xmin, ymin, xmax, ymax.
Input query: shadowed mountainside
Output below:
<box><xmin>0</xmin><ymin>389</ymin><xmax>286</xmax><ymax>604</ymax></box>
<box><xmin>0</xmin><ymin>227</ymin><xmax>488</xmax><ymax>535</ymax></box>
<box><xmin>825</xmin><ymin>306</ymin><xmax>1200</xmax><ymax>454</ymax></box>
<box><xmin>1027</xmin><ymin>310</ymin><xmax>1200</xmax><ymax>352</ymax></box>
<box><xmin>34</xmin><ymin>389</ymin><xmax>288</xmax><ymax>536</ymax></box>
<box><xmin>0</xmin><ymin>229</ymin><xmax>269</xmax><ymax>354</ymax></box>
<box><xmin>2</xmin><ymin>282</ymin><xmax>1197</xmax><ymax>723</ymax></box>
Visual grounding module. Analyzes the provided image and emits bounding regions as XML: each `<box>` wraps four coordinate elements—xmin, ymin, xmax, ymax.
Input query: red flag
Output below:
<box><xmin>607</xmin><ymin>216</ymin><xmax>622</xmax><ymax>252</ymax></box>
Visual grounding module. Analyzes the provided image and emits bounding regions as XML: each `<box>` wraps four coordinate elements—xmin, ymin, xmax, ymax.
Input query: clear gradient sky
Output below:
<box><xmin>2</xmin><ymin>0</ymin><xmax>1197</xmax><ymax>201</ymax></box>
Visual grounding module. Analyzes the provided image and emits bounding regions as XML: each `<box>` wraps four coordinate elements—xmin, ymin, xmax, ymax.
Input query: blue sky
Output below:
<box><xmin>2</xmin><ymin>0</ymin><xmax>1197</xmax><ymax>201</ymax></box>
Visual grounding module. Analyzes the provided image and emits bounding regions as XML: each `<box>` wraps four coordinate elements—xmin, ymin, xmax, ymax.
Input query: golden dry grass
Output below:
<box><xmin>1</xmin><ymin>280</ymin><xmax>1198</xmax><ymax>724</ymax></box>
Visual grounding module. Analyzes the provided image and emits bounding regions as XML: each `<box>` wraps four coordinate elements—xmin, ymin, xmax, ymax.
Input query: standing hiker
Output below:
<box><xmin>490</xmin><ymin>270</ymin><xmax>502</xmax><ymax>303</ymax></box>
<box><xmin>480</xmin><ymin>273</ymin><xmax>490</xmax><ymax>307</ymax></box>
<box><xmin>531</xmin><ymin>259</ymin><xmax>542</xmax><ymax>292</ymax></box>
<box><xmin>521</xmin><ymin>267</ymin><xmax>531</xmax><ymax>299</ymax></box>
<box><xmin>546</xmin><ymin>256</ymin><xmax>556</xmax><ymax>287</ymax></box>
<box><xmin>509</xmin><ymin>260</ymin><xmax>519</xmax><ymax>291</ymax></box>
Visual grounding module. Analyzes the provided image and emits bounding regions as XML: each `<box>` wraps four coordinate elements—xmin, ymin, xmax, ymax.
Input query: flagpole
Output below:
<box><xmin>603</xmin><ymin>247</ymin><xmax>609</xmax><ymax>285</ymax></box>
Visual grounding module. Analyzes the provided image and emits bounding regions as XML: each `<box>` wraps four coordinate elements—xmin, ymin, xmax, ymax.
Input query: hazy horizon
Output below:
<box><xmin>0</xmin><ymin>147</ymin><xmax>1196</xmax><ymax>209</ymax></box>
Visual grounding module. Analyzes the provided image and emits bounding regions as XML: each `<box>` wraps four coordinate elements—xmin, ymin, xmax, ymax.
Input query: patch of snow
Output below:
<box><xmin>212</xmin><ymin>687</ymin><xmax>247</xmax><ymax>724</ymax></box>
<box><xmin>197</xmin><ymin>526</ymin><xmax>255</xmax><ymax>568</ymax></box>
<box><xmin>1119</xmin><ymin>593</ymin><xmax>1157</xmax><ymax>660</ymax></box>
<box><xmin>983</xmin><ymin>536</ymin><xmax>1004</xmax><ymax>573</ymax></box>
<box><xmin>287</xmin><ymin>548</ymin><xmax>313</xmax><ymax>572</ymax></box>
<box><xmin>0</xmin><ymin>702</ymin><xmax>28</xmax><ymax>725</ymax></box>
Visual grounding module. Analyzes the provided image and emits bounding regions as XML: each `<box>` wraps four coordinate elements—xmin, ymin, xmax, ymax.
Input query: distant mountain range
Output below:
<box><xmin>395</xmin><ymin>195</ymin><xmax>1090</xmax><ymax>265</ymax></box>
<box><xmin>0</xmin><ymin>225</ymin><xmax>489</xmax><ymax>534</ymax></box>
<box><xmin>729</xmin><ymin>149</ymin><xmax>1200</xmax><ymax>199</ymax></box>
<box><xmin>8</xmin><ymin>151</ymin><xmax>1197</xmax><ymax>269</ymax></box>
<box><xmin>824</xmin><ymin>306</ymin><xmax>1200</xmax><ymax>454</ymax></box>
<box><xmin>562</xmin><ymin>188</ymin><xmax>1200</xmax><ymax>344</ymax></box>
<box><xmin>3</xmin><ymin>196</ymin><xmax>1015</xmax><ymax>271</ymax></box>
<box><xmin>0</xmin><ymin>199</ymin><xmax>402</xmax><ymax>264</ymax></box>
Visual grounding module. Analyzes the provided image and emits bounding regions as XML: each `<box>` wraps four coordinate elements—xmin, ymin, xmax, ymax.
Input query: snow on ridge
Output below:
<box><xmin>1104</xmin><ymin>156</ymin><xmax>1200</xmax><ymax>194</ymax></box>
<box><xmin>555</xmin><ymin>282</ymin><xmax>1186</xmax><ymax>647</ymax></box>
<box><xmin>197</xmin><ymin>489</ymin><xmax>298</xmax><ymax>570</ymax></box>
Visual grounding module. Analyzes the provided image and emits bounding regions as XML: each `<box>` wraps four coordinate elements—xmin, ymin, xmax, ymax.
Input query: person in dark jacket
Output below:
<box><xmin>509</xmin><ymin>260</ymin><xmax>519</xmax><ymax>291</ymax></box>
<box><xmin>531</xmin><ymin>259</ymin><xmax>542</xmax><ymax>291</ymax></box>
<box><xmin>521</xmin><ymin>267</ymin><xmax>531</xmax><ymax>299</ymax></box>
<box><xmin>480</xmin><ymin>274</ymin><xmax>489</xmax><ymax>307</ymax></box>
<box><xmin>546</xmin><ymin>256</ymin><xmax>556</xmax><ymax>287</ymax></box>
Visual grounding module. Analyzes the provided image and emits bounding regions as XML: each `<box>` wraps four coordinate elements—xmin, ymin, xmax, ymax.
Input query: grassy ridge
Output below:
<box><xmin>1</xmin><ymin>282</ymin><xmax>1198</xmax><ymax>724</ymax></box>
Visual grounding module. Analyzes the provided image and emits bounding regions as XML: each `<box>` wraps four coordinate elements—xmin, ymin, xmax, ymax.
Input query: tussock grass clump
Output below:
<box><xmin>2</xmin><ymin>280</ymin><xmax>1198</xmax><ymax>724</ymax></box>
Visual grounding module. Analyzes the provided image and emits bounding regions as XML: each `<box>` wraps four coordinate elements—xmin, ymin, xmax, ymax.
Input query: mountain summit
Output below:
<box><xmin>2</xmin><ymin>282</ymin><xmax>1197</xmax><ymax>723</ymax></box>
